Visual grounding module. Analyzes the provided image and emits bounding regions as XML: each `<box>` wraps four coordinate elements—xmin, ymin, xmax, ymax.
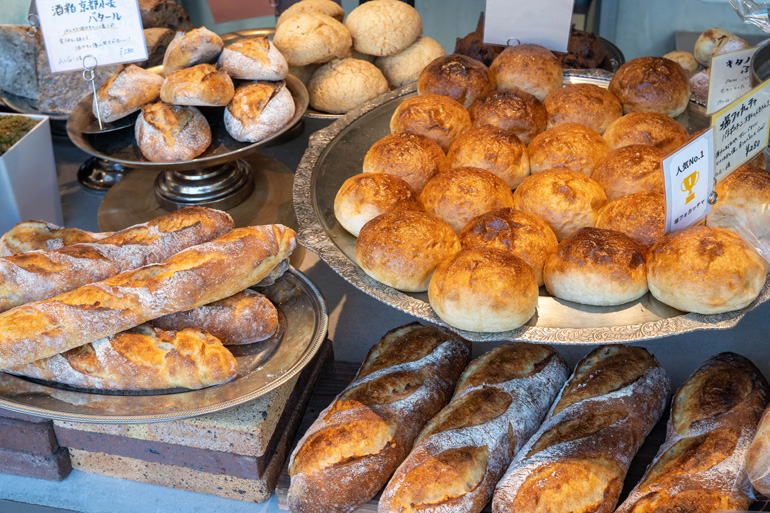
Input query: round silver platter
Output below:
<box><xmin>294</xmin><ymin>69</ymin><xmax>770</xmax><ymax>344</ymax></box>
<box><xmin>0</xmin><ymin>268</ymin><xmax>328</xmax><ymax>423</ymax></box>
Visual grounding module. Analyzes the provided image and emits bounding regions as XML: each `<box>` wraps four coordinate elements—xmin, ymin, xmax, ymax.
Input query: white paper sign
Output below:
<box><xmin>706</xmin><ymin>47</ymin><xmax>757</xmax><ymax>115</ymax></box>
<box><xmin>36</xmin><ymin>0</ymin><xmax>147</xmax><ymax>73</ymax></box>
<box><xmin>483</xmin><ymin>0</ymin><xmax>572</xmax><ymax>52</ymax></box>
<box><xmin>712</xmin><ymin>78</ymin><xmax>770</xmax><ymax>183</ymax></box>
<box><xmin>661</xmin><ymin>129</ymin><xmax>715</xmax><ymax>233</ymax></box>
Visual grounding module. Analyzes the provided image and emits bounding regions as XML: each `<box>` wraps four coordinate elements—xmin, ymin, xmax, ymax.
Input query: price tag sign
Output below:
<box><xmin>712</xmin><ymin>78</ymin><xmax>770</xmax><ymax>183</ymax></box>
<box><xmin>483</xmin><ymin>0</ymin><xmax>572</xmax><ymax>52</ymax></box>
<box><xmin>661</xmin><ymin>128</ymin><xmax>715</xmax><ymax>233</ymax></box>
<box><xmin>36</xmin><ymin>0</ymin><xmax>148</xmax><ymax>73</ymax></box>
<box><xmin>706</xmin><ymin>47</ymin><xmax>757</xmax><ymax>115</ymax></box>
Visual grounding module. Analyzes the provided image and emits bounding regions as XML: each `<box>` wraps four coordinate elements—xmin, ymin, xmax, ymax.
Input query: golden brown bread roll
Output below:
<box><xmin>527</xmin><ymin>123</ymin><xmax>609</xmax><ymax>177</ymax></box>
<box><xmin>273</xmin><ymin>12</ymin><xmax>352</xmax><ymax>66</ymax></box>
<box><xmin>363</xmin><ymin>131</ymin><xmax>445</xmax><ymax>192</ymax></box>
<box><xmin>287</xmin><ymin>322</ymin><xmax>471</xmax><ymax>513</ymax></box>
<box><xmin>92</xmin><ymin>65</ymin><xmax>164</xmax><ymax>123</ymax></box>
<box><xmin>493</xmin><ymin>345</ymin><xmax>670</xmax><ymax>513</ymax></box>
<box><xmin>135</xmin><ymin>102</ymin><xmax>211</xmax><ymax>162</ymax></box>
<box><xmin>0</xmin><ymin>221</ymin><xmax>112</xmax><ymax>256</ymax></box>
<box><xmin>603</xmin><ymin>112</ymin><xmax>689</xmax><ymax>154</ymax></box>
<box><xmin>224</xmin><ymin>81</ymin><xmax>295</xmax><ymax>143</ymax></box>
<box><xmin>490</xmin><ymin>44</ymin><xmax>563</xmax><ymax>101</ymax></box>
<box><xmin>275</xmin><ymin>0</ymin><xmax>345</xmax><ymax>27</ymax></box>
<box><xmin>591</xmin><ymin>144</ymin><xmax>666</xmax><ymax>200</ymax></box>
<box><xmin>663</xmin><ymin>50</ymin><xmax>699</xmax><ymax>78</ymax></box>
<box><xmin>307</xmin><ymin>58</ymin><xmax>389</xmax><ymax>114</ymax></box>
<box><xmin>344</xmin><ymin>0</ymin><xmax>422</xmax><ymax>57</ymax></box>
<box><xmin>162</xmin><ymin>27</ymin><xmax>224</xmax><ymax>75</ymax></box>
<box><xmin>380</xmin><ymin>343</ymin><xmax>570</xmax><ymax>513</ymax></box>
<box><xmin>543</xmin><ymin>83</ymin><xmax>622</xmax><ymax>134</ymax></box>
<box><xmin>417</xmin><ymin>53</ymin><xmax>495</xmax><ymax>109</ymax></box>
<box><xmin>218</xmin><ymin>35</ymin><xmax>288</xmax><ymax>81</ymax></box>
<box><xmin>707</xmin><ymin>164</ymin><xmax>770</xmax><ymax>240</ymax></box>
<box><xmin>469</xmin><ymin>88</ymin><xmax>546</xmax><ymax>145</ymax></box>
<box><xmin>616</xmin><ymin>352</ymin><xmax>770</xmax><ymax>513</ymax></box>
<box><xmin>446</xmin><ymin>126</ymin><xmax>529</xmax><ymax>188</ymax></box>
<box><xmin>544</xmin><ymin>227</ymin><xmax>649</xmax><ymax>306</ymax></box>
<box><xmin>609</xmin><ymin>57</ymin><xmax>690</xmax><ymax>117</ymax></box>
<box><xmin>513</xmin><ymin>168</ymin><xmax>607</xmax><ymax>241</ymax></box>
<box><xmin>160</xmin><ymin>63</ymin><xmax>234</xmax><ymax>107</ymax></box>
<box><xmin>355</xmin><ymin>210</ymin><xmax>460</xmax><ymax>292</ymax></box>
<box><xmin>596</xmin><ymin>192</ymin><xmax>666</xmax><ymax>249</ymax></box>
<box><xmin>428</xmin><ymin>247</ymin><xmax>538</xmax><ymax>332</ymax></box>
<box><xmin>334</xmin><ymin>172</ymin><xmax>421</xmax><ymax>236</ymax></box>
<box><xmin>419</xmin><ymin>166</ymin><xmax>515</xmax><ymax>233</ymax></box>
<box><xmin>459</xmin><ymin>207</ymin><xmax>558</xmax><ymax>286</ymax></box>
<box><xmin>375</xmin><ymin>36</ymin><xmax>446</xmax><ymax>88</ymax></box>
<box><xmin>390</xmin><ymin>93</ymin><xmax>471</xmax><ymax>152</ymax></box>
<box><xmin>647</xmin><ymin>226</ymin><xmax>767</xmax><ymax>314</ymax></box>
<box><xmin>694</xmin><ymin>28</ymin><xmax>749</xmax><ymax>67</ymax></box>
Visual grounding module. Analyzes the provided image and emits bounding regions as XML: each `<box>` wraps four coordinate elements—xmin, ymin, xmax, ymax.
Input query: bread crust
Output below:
<box><xmin>527</xmin><ymin>122</ymin><xmax>609</xmax><ymax>177</ymax></box>
<box><xmin>543</xmin><ymin>83</ymin><xmax>622</xmax><ymax>135</ymax></box>
<box><xmin>274</xmin><ymin>12</ymin><xmax>351</xmax><ymax>66</ymax></box>
<box><xmin>663</xmin><ymin>50</ymin><xmax>699</xmax><ymax>78</ymax></box>
<box><xmin>469</xmin><ymin>88</ymin><xmax>546</xmax><ymax>145</ymax></box>
<box><xmin>93</xmin><ymin>65</ymin><xmax>164</xmax><ymax>122</ymax></box>
<box><xmin>345</xmin><ymin>0</ymin><xmax>422</xmax><ymax>57</ymax></box>
<box><xmin>591</xmin><ymin>144</ymin><xmax>666</xmax><ymax>200</ymax></box>
<box><xmin>595</xmin><ymin>192</ymin><xmax>666</xmax><ymax>249</ymax></box>
<box><xmin>694</xmin><ymin>29</ymin><xmax>749</xmax><ymax>67</ymax></box>
<box><xmin>417</xmin><ymin>53</ymin><xmax>494</xmax><ymax>109</ymax></box>
<box><xmin>609</xmin><ymin>57</ymin><xmax>690</xmax><ymax>117</ymax></box>
<box><xmin>0</xmin><ymin>221</ymin><xmax>111</xmax><ymax>256</ymax></box>
<box><xmin>390</xmin><ymin>94</ymin><xmax>471</xmax><ymax>152</ymax></box>
<box><xmin>603</xmin><ymin>112</ymin><xmax>689</xmax><ymax>154</ymax></box>
<box><xmin>224</xmin><ymin>81</ymin><xmax>295</xmax><ymax>143</ymax></box>
<box><xmin>135</xmin><ymin>102</ymin><xmax>211</xmax><ymax>162</ymax></box>
<box><xmin>276</xmin><ymin>0</ymin><xmax>345</xmax><ymax>27</ymax></box>
<box><xmin>162</xmin><ymin>27</ymin><xmax>224</xmax><ymax>75</ymax></box>
<box><xmin>307</xmin><ymin>58</ymin><xmax>388</xmax><ymax>114</ymax></box>
<box><xmin>706</xmin><ymin>164</ymin><xmax>770</xmax><ymax>240</ymax></box>
<box><xmin>160</xmin><ymin>63</ymin><xmax>234</xmax><ymax>106</ymax></box>
<box><xmin>375</xmin><ymin>36</ymin><xmax>446</xmax><ymax>88</ymax></box>
<box><xmin>218</xmin><ymin>36</ymin><xmax>288</xmax><ymax>81</ymax></box>
<box><xmin>363</xmin><ymin>131</ymin><xmax>446</xmax><ymax>192</ymax></box>
<box><xmin>490</xmin><ymin>44</ymin><xmax>563</xmax><ymax>102</ymax></box>
<box><xmin>446</xmin><ymin>125</ymin><xmax>529</xmax><ymax>189</ymax></box>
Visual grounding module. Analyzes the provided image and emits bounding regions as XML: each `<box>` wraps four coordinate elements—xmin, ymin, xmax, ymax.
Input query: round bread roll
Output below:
<box><xmin>417</xmin><ymin>53</ymin><xmax>495</xmax><ymax>109</ymax></box>
<box><xmin>469</xmin><ymin>88</ymin><xmax>546</xmax><ymax>145</ymax></box>
<box><xmin>92</xmin><ymin>65</ymin><xmax>164</xmax><ymax>123</ymax></box>
<box><xmin>162</xmin><ymin>27</ymin><xmax>224</xmax><ymax>75</ymax></box>
<box><xmin>543</xmin><ymin>83</ymin><xmax>622</xmax><ymax>134</ymax></box>
<box><xmin>355</xmin><ymin>210</ymin><xmax>460</xmax><ymax>292</ymax></box>
<box><xmin>490</xmin><ymin>44</ymin><xmax>563</xmax><ymax>101</ymax></box>
<box><xmin>609</xmin><ymin>57</ymin><xmax>690</xmax><ymax>117</ymax></box>
<box><xmin>420</xmin><ymin>166</ymin><xmax>515</xmax><ymax>233</ymax></box>
<box><xmin>334</xmin><ymin>173</ymin><xmax>421</xmax><ymax>236</ymax></box>
<box><xmin>446</xmin><ymin>126</ymin><xmax>529</xmax><ymax>188</ymax></box>
<box><xmin>428</xmin><ymin>247</ymin><xmax>538</xmax><ymax>332</ymax></box>
<box><xmin>218</xmin><ymin>36</ymin><xmax>288</xmax><ymax>81</ymax></box>
<box><xmin>647</xmin><ymin>226</ymin><xmax>767</xmax><ymax>314</ymax></box>
<box><xmin>308</xmin><ymin>58</ymin><xmax>388</xmax><ymax>114</ymax></box>
<box><xmin>275</xmin><ymin>0</ymin><xmax>345</xmax><ymax>27</ymax></box>
<box><xmin>595</xmin><ymin>192</ymin><xmax>666</xmax><ymax>248</ymax></box>
<box><xmin>375</xmin><ymin>36</ymin><xmax>446</xmax><ymax>88</ymax></box>
<box><xmin>224</xmin><ymin>81</ymin><xmax>295</xmax><ymax>143</ymax></box>
<box><xmin>459</xmin><ymin>207</ymin><xmax>558</xmax><ymax>286</ymax></box>
<box><xmin>663</xmin><ymin>50</ymin><xmax>699</xmax><ymax>78</ymax></box>
<box><xmin>390</xmin><ymin>94</ymin><xmax>471</xmax><ymax>152</ymax></box>
<box><xmin>274</xmin><ymin>13</ymin><xmax>352</xmax><ymax>66</ymax></box>
<box><xmin>363</xmin><ymin>131</ymin><xmax>445</xmax><ymax>192</ymax></box>
<box><xmin>345</xmin><ymin>0</ymin><xmax>422</xmax><ymax>57</ymax></box>
<box><xmin>603</xmin><ymin>112</ymin><xmax>689</xmax><ymax>154</ymax></box>
<box><xmin>513</xmin><ymin>168</ymin><xmax>607</xmax><ymax>241</ymax></box>
<box><xmin>707</xmin><ymin>164</ymin><xmax>770</xmax><ymax>240</ymax></box>
<box><xmin>592</xmin><ymin>145</ymin><xmax>666</xmax><ymax>200</ymax></box>
<box><xmin>689</xmin><ymin>68</ymin><xmax>710</xmax><ymax>102</ymax></box>
<box><xmin>527</xmin><ymin>123</ymin><xmax>609</xmax><ymax>177</ymax></box>
<box><xmin>160</xmin><ymin>64</ymin><xmax>234</xmax><ymax>107</ymax></box>
<box><xmin>694</xmin><ymin>28</ymin><xmax>750</xmax><ymax>67</ymax></box>
<box><xmin>135</xmin><ymin>102</ymin><xmax>211</xmax><ymax>162</ymax></box>
<box><xmin>544</xmin><ymin>227</ymin><xmax>648</xmax><ymax>306</ymax></box>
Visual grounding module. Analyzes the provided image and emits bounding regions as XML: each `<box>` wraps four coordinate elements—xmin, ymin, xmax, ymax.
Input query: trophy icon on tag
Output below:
<box><xmin>681</xmin><ymin>171</ymin><xmax>699</xmax><ymax>204</ymax></box>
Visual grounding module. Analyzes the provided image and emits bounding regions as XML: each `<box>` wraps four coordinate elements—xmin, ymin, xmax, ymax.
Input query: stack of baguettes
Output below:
<box><xmin>0</xmin><ymin>206</ymin><xmax>297</xmax><ymax>391</ymax></box>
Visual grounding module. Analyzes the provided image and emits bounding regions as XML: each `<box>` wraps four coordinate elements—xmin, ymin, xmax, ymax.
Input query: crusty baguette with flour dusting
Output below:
<box><xmin>0</xmin><ymin>221</ymin><xmax>113</xmax><ymax>256</ymax></box>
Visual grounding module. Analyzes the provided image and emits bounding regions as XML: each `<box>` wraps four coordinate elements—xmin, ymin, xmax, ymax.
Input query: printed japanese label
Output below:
<box><xmin>36</xmin><ymin>0</ymin><xmax>148</xmax><ymax>73</ymax></box>
<box><xmin>712</xmin><ymin>77</ymin><xmax>770</xmax><ymax>183</ymax></box>
<box><xmin>661</xmin><ymin>128</ymin><xmax>715</xmax><ymax>233</ymax></box>
<box><xmin>707</xmin><ymin>47</ymin><xmax>757</xmax><ymax>115</ymax></box>
<box><xmin>484</xmin><ymin>0</ymin><xmax>572</xmax><ymax>52</ymax></box>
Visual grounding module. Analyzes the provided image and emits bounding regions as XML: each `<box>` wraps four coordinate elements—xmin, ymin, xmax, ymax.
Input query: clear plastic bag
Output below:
<box><xmin>708</xmin><ymin>200</ymin><xmax>770</xmax><ymax>270</ymax></box>
<box><xmin>730</xmin><ymin>0</ymin><xmax>770</xmax><ymax>33</ymax></box>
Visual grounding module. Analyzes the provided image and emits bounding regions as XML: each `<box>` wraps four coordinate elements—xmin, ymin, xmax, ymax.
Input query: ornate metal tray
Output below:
<box><xmin>0</xmin><ymin>268</ymin><xmax>328</xmax><ymax>423</ymax></box>
<box><xmin>294</xmin><ymin>70</ymin><xmax>770</xmax><ymax>344</ymax></box>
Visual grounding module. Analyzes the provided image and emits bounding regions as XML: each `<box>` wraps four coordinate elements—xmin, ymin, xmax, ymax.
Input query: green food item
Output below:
<box><xmin>0</xmin><ymin>116</ymin><xmax>41</xmax><ymax>156</ymax></box>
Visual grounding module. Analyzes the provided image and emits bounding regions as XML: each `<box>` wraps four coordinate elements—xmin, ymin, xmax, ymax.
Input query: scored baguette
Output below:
<box><xmin>492</xmin><ymin>345</ymin><xmax>670</xmax><ymax>513</ymax></box>
<box><xmin>0</xmin><ymin>225</ymin><xmax>296</xmax><ymax>369</ymax></box>
<box><xmin>6</xmin><ymin>325</ymin><xmax>237</xmax><ymax>390</ymax></box>
<box><xmin>287</xmin><ymin>322</ymin><xmax>472</xmax><ymax>513</ymax></box>
<box><xmin>0</xmin><ymin>221</ymin><xmax>113</xmax><ymax>256</ymax></box>
<box><xmin>615</xmin><ymin>352</ymin><xmax>770</xmax><ymax>513</ymax></box>
<box><xmin>379</xmin><ymin>342</ymin><xmax>569</xmax><ymax>513</ymax></box>
<box><xmin>0</xmin><ymin>206</ymin><xmax>234</xmax><ymax>312</ymax></box>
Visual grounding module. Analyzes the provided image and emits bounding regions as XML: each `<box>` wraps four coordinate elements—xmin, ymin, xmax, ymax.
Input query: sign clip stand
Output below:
<box><xmin>82</xmin><ymin>55</ymin><xmax>103</xmax><ymax>131</ymax></box>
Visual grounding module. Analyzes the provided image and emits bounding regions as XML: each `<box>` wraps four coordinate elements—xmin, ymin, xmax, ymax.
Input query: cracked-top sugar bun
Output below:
<box><xmin>345</xmin><ymin>0</ymin><xmax>422</xmax><ymax>57</ymax></box>
<box><xmin>308</xmin><ymin>58</ymin><xmax>388</xmax><ymax>114</ymax></box>
<box><xmin>273</xmin><ymin>12</ymin><xmax>352</xmax><ymax>66</ymax></box>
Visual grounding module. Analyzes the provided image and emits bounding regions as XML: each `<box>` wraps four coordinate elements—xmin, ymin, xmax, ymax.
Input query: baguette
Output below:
<box><xmin>379</xmin><ymin>342</ymin><xmax>569</xmax><ymax>513</ymax></box>
<box><xmin>287</xmin><ymin>322</ymin><xmax>472</xmax><ymax>513</ymax></box>
<box><xmin>747</xmin><ymin>404</ymin><xmax>770</xmax><ymax>496</ymax></box>
<box><xmin>0</xmin><ymin>225</ymin><xmax>296</xmax><ymax>369</ymax></box>
<box><xmin>615</xmin><ymin>352</ymin><xmax>770</xmax><ymax>513</ymax></box>
<box><xmin>6</xmin><ymin>325</ymin><xmax>237</xmax><ymax>390</ymax></box>
<box><xmin>0</xmin><ymin>206</ymin><xmax>233</xmax><ymax>312</ymax></box>
<box><xmin>492</xmin><ymin>345</ymin><xmax>670</xmax><ymax>513</ymax></box>
<box><xmin>0</xmin><ymin>221</ymin><xmax>113</xmax><ymax>256</ymax></box>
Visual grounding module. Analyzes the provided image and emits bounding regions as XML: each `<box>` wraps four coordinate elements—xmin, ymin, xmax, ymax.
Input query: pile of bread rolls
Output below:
<box><xmin>333</xmin><ymin>42</ymin><xmax>770</xmax><ymax>333</ymax></box>
<box><xmin>0</xmin><ymin>208</ymin><xmax>295</xmax><ymax>390</ymax></box>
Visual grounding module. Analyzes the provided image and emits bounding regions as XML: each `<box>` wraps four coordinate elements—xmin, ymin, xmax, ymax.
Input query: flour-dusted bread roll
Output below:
<box><xmin>275</xmin><ymin>0</ymin><xmax>344</xmax><ymax>27</ymax></box>
<box><xmin>469</xmin><ymin>88</ymin><xmax>546</xmax><ymax>145</ymax></box>
<box><xmin>707</xmin><ymin>164</ymin><xmax>770</xmax><ymax>240</ymax></box>
<box><xmin>527</xmin><ymin>123</ymin><xmax>609</xmax><ymax>177</ymax></box>
<box><xmin>345</xmin><ymin>0</ymin><xmax>422</xmax><ymax>57</ymax></box>
<box><xmin>543</xmin><ymin>83</ymin><xmax>622</xmax><ymax>134</ymax></box>
<box><xmin>218</xmin><ymin>35</ymin><xmax>288</xmax><ymax>81</ymax></box>
<box><xmin>647</xmin><ymin>226</ymin><xmax>767</xmax><ymax>314</ymax></box>
<box><xmin>162</xmin><ymin>26</ymin><xmax>224</xmax><ymax>75</ymax></box>
<box><xmin>609</xmin><ymin>57</ymin><xmax>691</xmax><ymax>117</ymax></box>
<box><xmin>603</xmin><ymin>112</ymin><xmax>689</xmax><ymax>154</ymax></box>
<box><xmin>363</xmin><ymin>131</ymin><xmax>445</xmax><ymax>192</ymax></box>
<box><xmin>224</xmin><ymin>81</ymin><xmax>295</xmax><ymax>143</ymax></box>
<box><xmin>307</xmin><ymin>58</ymin><xmax>388</xmax><ymax>114</ymax></box>
<box><xmin>375</xmin><ymin>36</ymin><xmax>446</xmax><ymax>88</ymax></box>
<box><xmin>0</xmin><ymin>221</ymin><xmax>112</xmax><ymax>256</ymax></box>
<box><xmin>274</xmin><ymin>12</ymin><xmax>352</xmax><ymax>66</ymax></box>
<box><xmin>663</xmin><ymin>50</ymin><xmax>699</xmax><ymax>78</ymax></box>
<box><xmin>355</xmin><ymin>210</ymin><xmax>460</xmax><ymax>292</ymax></box>
<box><xmin>92</xmin><ymin>65</ymin><xmax>164</xmax><ymax>123</ymax></box>
<box><xmin>689</xmin><ymin>68</ymin><xmax>711</xmax><ymax>102</ymax></box>
<box><xmin>596</xmin><ymin>192</ymin><xmax>666</xmax><ymax>249</ymax></box>
<box><xmin>160</xmin><ymin>63</ymin><xmax>234</xmax><ymax>106</ymax></box>
<box><xmin>136</xmin><ymin>102</ymin><xmax>211</xmax><ymax>162</ymax></box>
<box><xmin>490</xmin><ymin>44</ymin><xmax>563</xmax><ymax>101</ymax></box>
<box><xmin>417</xmin><ymin>53</ymin><xmax>495</xmax><ymax>109</ymax></box>
<box><xmin>694</xmin><ymin>28</ymin><xmax>750</xmax><ymax>67</ymax></box>
<box><xmin>592</xmin><ymin>144</ymin><xmax>666</xmax><ymax>200</ymax></box>
<box><xmin>446</xmin><ymin>126</ymin><xmax>529</xmax><ymax>189</ymax></box>
<box><xmin>390</xmin><ymin>93</ymin><xmax>471</xmax><ymax>152</ymax></box>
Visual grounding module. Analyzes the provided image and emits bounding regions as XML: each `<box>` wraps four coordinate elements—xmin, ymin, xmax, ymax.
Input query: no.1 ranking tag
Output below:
<box><xmin>483</xmin><ymin>0</ymin><xmax>572</xmax><ymax>52</ymax></box>
<box><xmin>706</xmin><ymin>47</ymin><xmax>758</xmax><ymax>115</ymax></box>
<box><xmin>661</xmin><ymin>128</ymin><xmax>715</xmax><ymax>233</ymax></box>
<box><xmin>36</xmin><ymin>0</ymin><xmax>148</xmax><ymax>73</ymax></box>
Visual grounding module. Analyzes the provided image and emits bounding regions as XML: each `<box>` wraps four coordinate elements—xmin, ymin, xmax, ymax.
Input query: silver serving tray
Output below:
<box><xmin>293</xmin><ymin>70</ymin><xmax>770</xmax><ymax>344</ymax></box>
<box><xmin>0</xmin><ymin>268</ymin><xmax>328</xmax><ymax>423</ymax></box>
